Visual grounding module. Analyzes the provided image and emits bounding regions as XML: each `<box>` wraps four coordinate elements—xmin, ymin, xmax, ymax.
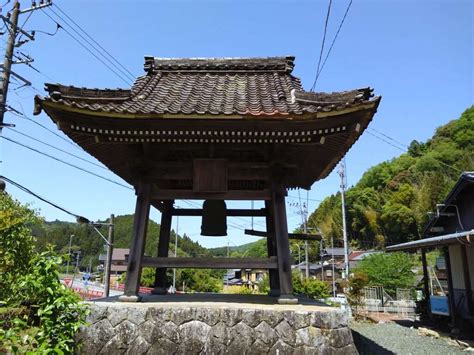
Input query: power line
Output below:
<box><xmin>1</xmin><ymin>135</ymin><xmax>133</xmax><ymax>190</ymax></box>
<box><xmin>311</xmin><ymin>0</ymin><xmax>353</xmax><ymax>90</ymax></box>
<box><xmin>311</xmin><ymin>0</ymin><xmax>333</xmax><ymax>91</ymax></box>
<box><xmin>287</xmin><ymin>194</ymin><xmax>322</xmax><ymax>202</ymax></box>
<box><xmin>7</xmin><ymin>107</ymin><xmax>83</xmax><ymax>150</ymax></box>
<box><xmin>45</xmin><ymin>6</ymin><xmax>134</xmax><ymax>84</ymax></box>
<box><xmin>6</xmin><ymin>127</ymin><xmax>108</xmax><ymax>170</ymax></box>
<box><xmin>366</xmin><ymin>129</ymin><xmax>462</xmax><ymax>173</ymax></box>
<box><xmin>41</xmin><ymin>8</ymin><xmax>132</xmax><ymax>86</ymax></box>
<box><xmin>1</xmin><ymin>174</ymin><xmax>82</xmax><ymax>219</ymax></box>
<box><xmin>53</xmin><ymin>3</ymin><xmax>135</xmax><ymax>81</ymax></box>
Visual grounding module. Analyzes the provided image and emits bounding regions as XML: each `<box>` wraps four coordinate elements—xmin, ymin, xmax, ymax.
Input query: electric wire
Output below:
<box><xmin>313</xmin><ymin>0</ymin><xmax>353</xmax><ymax>88</ymax></box>
<box><xmin>1</xmin><ymin>174</ymin><xmax>83</xmax><ymax>219</ymax></box>
<box><xmin>1</xmin><ymin>135</ymin><xmax>133</xmax><ymax>190</ymax></box>
<box><xmin>1</xmin><ymin>174</ymin><xmax>111</xmax><ymax>245</ymax></box>
<box><xmin>311</xmin><ymin>0</ymin><xmax>352</xmax><ymax>91</ymax></box>
<box><xmin>6</xmin><ymin>127</ymin><xmax>108</xmax><ymax>170</ymax></box>
<box><xmin>7</xmin><ymin>107</ymin><xmax>84</xmax><ymax>150</ymax></box>
<box><xmin>366</xmin><ymin>129</ymin><xmax>461</xmax><ymax>173</ymax></box>
<box><xmin>53</xmin><ymin>3</ymin><xmax>135</xmax><ymax>80</ymax></box>
<box><xmin>311</xmin><ymin>0</ymin><xmax>333</xmax><ymax>92</ymax></box>
<box><xmin>46</xmin><ymin>5</ymin><xmax>134</xmax><ymax>84</ymax></box>
<box><xmin>40</xmin><ymin>8</ymin><xmax>132</xmax><ymax>86</ymax></box>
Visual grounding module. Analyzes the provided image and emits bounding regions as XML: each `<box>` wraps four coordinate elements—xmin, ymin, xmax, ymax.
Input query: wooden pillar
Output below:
<box><xmin>444</xmin><ymin>246</ymin><xmax>458</xmax><ymax>330</ymax></box>
<box><xmin>265</xmin><ymin>200</ymin><xmax>280</xmax><ymax>296</ymax></box>
<box><xmin>119</xmin><ymin>184</ymin><xmax>151</xmax><ymax>302</ymax></box>
<box><xmin>271</xmin><ymin>183</ymin><xmax>297</xmax><ymax>304</ymax></box>
<box><xmin>421</xmin><ymin>249</ymin><xmax>430</xmax><ymax>302</ymax></box>
<box><xmin>152</xmin><ymin>200</ymin><xmax>173</xmax><ymax>294</ymax></box>
<box><xmin>461</xmin><ymin>245</ymin><xmax>473</xmax><ymax>318</ymax></box>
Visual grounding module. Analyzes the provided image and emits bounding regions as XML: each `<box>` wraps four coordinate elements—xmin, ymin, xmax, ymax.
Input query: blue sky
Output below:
<box><xmin>1</xmin><ymin>0</ymin><xmax>472</xmax><ymax>249</ymax></box>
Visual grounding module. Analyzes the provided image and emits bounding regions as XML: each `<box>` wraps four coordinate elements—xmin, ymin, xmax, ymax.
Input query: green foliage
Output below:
<box><xmin>210</xmin><ymin>239</ymin><xmax>268</xmax><ymax>258</ymax></box>
<box><xmin>0</xmin><ymin>193</ymin><xmax>87</xmax><ymax>354</ymax></box>
<box><xmin>292</xmin><ymin>271</ymin><xmax>330</xmax><ymax>299</ymax></box>
<box><xmin>354</xmin><ymin>252</ymin><xmax>415</xmax><ymax>296</ymax></box>
<box><xmin>258</xmin><ymin>274</ymin><xmax>270</xmax><ymax>294</ymax></box>
<box><xmin>346</xmin><ymin>271</ymin><xmax>369</xmax><ymax>318</ymax></box>
<box><xmin>0</xmin><ymin>194</ymin><xmax>41</xmax><ymax>298</ymax></box>
<box><xmin>179</xmin><ymin>269</ymin><xmax>224</xmax><ymax>293</ymax></box>
<box><xmin>307</xmin><ymin>106</ymin><xmax>474</xmax><ymax>248</ymax></box>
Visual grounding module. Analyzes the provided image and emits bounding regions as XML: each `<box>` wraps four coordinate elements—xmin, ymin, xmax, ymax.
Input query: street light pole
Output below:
<box><xmin>172</xmin><ymin>216</ymin><xmax>179</xmax><ymax>292</ymax></box>
<box><xmin>339</xmin><ymin>160</ymin><xmax>349</xmax><ymax>279</ymax></box>
<box><xmin>66</xmin><ymin>234</ymin><xmax>74</xmax><ymax>276</ymax></box>
<box><xmin>104</xmin><ymin>214</ymin><xmax>114</xmax><ymax>297</ymax></box>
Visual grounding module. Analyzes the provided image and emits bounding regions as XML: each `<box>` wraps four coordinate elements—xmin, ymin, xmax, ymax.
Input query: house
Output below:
<box><xmin>348</xmin><ymin>250</ymin><xmax>382</xmax><ymax>269</ymax></box>
<box><xmin>224</xmin><ymin>268</ymin><xmax>268</xmax><ymax>292</ymax></box>
<box><xmin>99</xmin><ymin>248</ymin><xmax>129</xmax><ymax>275</ymax></box>
<box><xmin>386</xmin><ymin>172</ymin><xmax>474</xmax><ymax>332</ymax></box>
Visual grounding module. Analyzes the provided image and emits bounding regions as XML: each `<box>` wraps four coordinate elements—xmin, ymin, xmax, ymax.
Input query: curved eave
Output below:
<box><xmin>36</xmin><ymin>96</ymin><xmax>381</xmax><ymax>122</ymax></box>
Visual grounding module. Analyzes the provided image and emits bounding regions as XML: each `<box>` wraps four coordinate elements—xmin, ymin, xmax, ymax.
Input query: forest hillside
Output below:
<box><xmin>308</xmin><ymin>106</ymin><xmax>473</xmax><ymax>249</ymax></box>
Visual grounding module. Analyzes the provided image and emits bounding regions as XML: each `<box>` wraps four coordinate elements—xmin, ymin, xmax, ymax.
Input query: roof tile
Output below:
<box><xmin>37</xmin><ymin>56</ymin><xmax>377</xmax><ymax>117</ymax></box>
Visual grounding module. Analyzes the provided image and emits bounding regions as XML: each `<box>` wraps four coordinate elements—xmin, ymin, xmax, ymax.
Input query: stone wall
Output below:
<box><xmin>77</xmin><ymin>302</ymin><xmax>356</xmax><ymax>354</ymax></box>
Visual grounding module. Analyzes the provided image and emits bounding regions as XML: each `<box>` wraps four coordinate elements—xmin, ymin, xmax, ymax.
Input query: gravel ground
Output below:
<box><xmin>350</xmin><ymin>322</ymin><xmax>466</xmax><ymax>355</ymax></box>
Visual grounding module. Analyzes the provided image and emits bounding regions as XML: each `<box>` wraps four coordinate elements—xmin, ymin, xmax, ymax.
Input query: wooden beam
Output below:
<box><xmin>142</xmin><ymin>256</ymin><xmax>278</xmax><ymax>270</ymax></box>
<box><xmin>171</xmin><ymin>208</ymin><xmax>267</xmax><ymax>217</ymax></box>
<box><xmin>265</xmin><ymin>200</ymin><xmax>280</xmax><ymax>295</ymax></box>
<box><xmin>151</xmin><ymin>189</ymin><xmax>272</xmax><ymax>200</ymax></box>
<box><xmin>244</xmin><ymin>229</ymin><xmax>322</xmax><ymax>241</ymax></box>
<box><xmin>153</xmin><ymin>200</ymin><xmax>173</xmax><ymax>294</ymax></box>
<box><xmin>271</xmin><ymin>183</ymin><xmax>296</xmax><ymax>303</ymax></box>
<box><xmin>120</xmin><ymin>183</ymin><xmax>151</xmax><ymax>302</ymax></box>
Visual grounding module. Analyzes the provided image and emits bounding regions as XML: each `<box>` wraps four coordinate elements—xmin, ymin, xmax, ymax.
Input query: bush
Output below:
<box><xmin>346</xmin><ymin>271</ymin><xmax>368</xmax><ymax>319</ymax></box>
<box><xmin>0</xmin><ymin>193</ymin><xmax>87</xmax><ymax>353</ymax></box>
<box><xmin>354</xmin><ymin>252</ymin><xmax>415</xmax><ymax>296</ymax></box>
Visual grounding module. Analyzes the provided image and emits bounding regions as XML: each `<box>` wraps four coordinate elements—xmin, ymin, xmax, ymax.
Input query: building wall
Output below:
<box><xmin>449</xmin><ymin>245</ymin><xmax>464</xmax><ymax>289</ymax></box>
<box><xmin>468</xmin><ymin>246</ymin><xmax>474</xmax><ymax>288</ymax></box>
<box><xmin>448</xmin><ymin>244</ymin><xmax>474</xmax><ymax>319</ymax></box>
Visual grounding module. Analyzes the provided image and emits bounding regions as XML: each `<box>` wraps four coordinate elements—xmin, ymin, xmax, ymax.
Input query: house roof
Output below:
<box><xmin>35</xmin><ymin>56</ymin><xmax>379</xmax><ymax>118</ymax></box>
<box><xmin>386</xmin><ymin>230</ymin><xmax>474</xmax><ymax>252</ymax></box>
<box><xmin>324</xmin><ymin>248</ymin><xmax>349</xmax><ymax>257</ymax></box>
<box><xmin>423</xmin><ymin>172</ymin><xmax>474</xmax><ymax>236</ymax></box>
<box><xmin>349</xmin><ymin>250</ymin><xmax>381</xmax><ymax>261</ymax></box>
<box><xmin>111</xmin><ymin>248</ymin><xmax>129</xmax><ymax>262</ymax></box>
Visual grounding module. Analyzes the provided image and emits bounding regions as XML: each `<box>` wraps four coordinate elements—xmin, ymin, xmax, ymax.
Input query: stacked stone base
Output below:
<box><xmin>77</xmin><ymin>301</ymin><xmax>356</xmax><ymax>354</ymax></box>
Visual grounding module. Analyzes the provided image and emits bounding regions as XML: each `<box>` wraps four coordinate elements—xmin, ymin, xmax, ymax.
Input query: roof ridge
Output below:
<box><xmin>143</xmin><ymin>56</ymin><xmax>295</xmax><ymax>74</ymax></box>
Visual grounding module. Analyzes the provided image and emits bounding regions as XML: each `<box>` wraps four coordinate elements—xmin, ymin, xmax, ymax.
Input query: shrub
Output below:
<box><xmin>346</xmin><ymin>271</ymin><xmax>369</xmax><ymax>319</ymax></box>
<box><xmin>0</xmin><ymin>193</ymin><xmax>87</xmax><ymax>353</ymax></box>
<box><xmin>354</xmin><ymin>252</ymin><xmax>415</xmax><ymax>296</ymax></box>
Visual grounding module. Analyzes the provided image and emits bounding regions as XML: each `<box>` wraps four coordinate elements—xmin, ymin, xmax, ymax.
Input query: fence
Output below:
<box><xmin>362</xmin><ymin>286</ymin><xmax>416</xmax><ymax>317</ymax></box>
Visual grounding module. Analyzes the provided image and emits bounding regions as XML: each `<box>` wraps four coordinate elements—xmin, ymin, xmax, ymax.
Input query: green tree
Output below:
<box><xmin>346</xmin><ymin>271</ymin><xmax>369</xmax><ymax>319</ymax></box>
<box><xmin>0</xmin><ymin>193</ymin><xmax>87</xmax><ymax>353</ymax></box>
<box><xmin>354</xmin><ymin>252</ymin><xmax>415</xmax><ymax>296</ymax></box>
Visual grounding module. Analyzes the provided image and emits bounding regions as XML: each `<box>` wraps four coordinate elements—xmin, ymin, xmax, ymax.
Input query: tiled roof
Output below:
<box><xmin>36</xmin><ymin>56</ymin><xmax>378</xmax><ymax>117</ymax></box>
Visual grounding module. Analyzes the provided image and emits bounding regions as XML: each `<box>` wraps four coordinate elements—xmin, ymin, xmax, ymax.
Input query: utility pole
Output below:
<box><xmin>320</xmin><ymin>238</ymin><xmax>325</xmax><ymax>281</ymax></box>
<box><xmin>0</xmin><ymin>0</ymin><xmax>53</xmax><ymax>133</ymax></box>
<box><xmin>172</xmin><ymin>215</ymin><xmax>178</xmax><ymax>293</ymax></box>
<box><xmin>104</xmin><ymin>214</ymin><xmax>114</xmax><ymax>297</ymax></box>
<box><xmin>331</xmin><ymin>234</ymin><xmax>336</xmax><ymax>297</ymax></box>
<box><xmin>66</xmin><ymin>234</ymin><xmax>74</xmax><ymax>276</ymax></box>
<box><xmin>339</xmin><ymin>159</ymin><xmax>349</xmax><ymax>279</ymax></box>
<box><xmin>0</xmin><ymin>1</ymin><xmax>20</xmax><ymax>133</ymax></box>
<box><xmin>303</xmin><ymin>202</ymin><xmax>309</xmax><ymax>279</ymax></box>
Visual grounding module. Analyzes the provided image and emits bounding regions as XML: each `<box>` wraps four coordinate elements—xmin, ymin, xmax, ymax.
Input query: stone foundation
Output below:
<box><xmin>76</xmin><ymin>295</ymin><xmax>356</xmax><ymax>354</ymax></box>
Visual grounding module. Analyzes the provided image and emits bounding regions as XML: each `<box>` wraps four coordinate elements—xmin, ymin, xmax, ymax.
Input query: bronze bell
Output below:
<box><xmin>201</xmin><ymin>200</ymin><xmax>227</xmax><ymax>236</ymax></box>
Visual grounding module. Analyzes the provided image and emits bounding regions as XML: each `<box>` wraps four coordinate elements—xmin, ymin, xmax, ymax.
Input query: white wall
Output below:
<box><xmin>448</xmin><ymin>244</ymin><xmax>474</xmax><ymax>291</ymax></box>
<box><xmin>448</xmin><ymin>245</ymin><xmax>464</xmax><ymax>289</ymax></box>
